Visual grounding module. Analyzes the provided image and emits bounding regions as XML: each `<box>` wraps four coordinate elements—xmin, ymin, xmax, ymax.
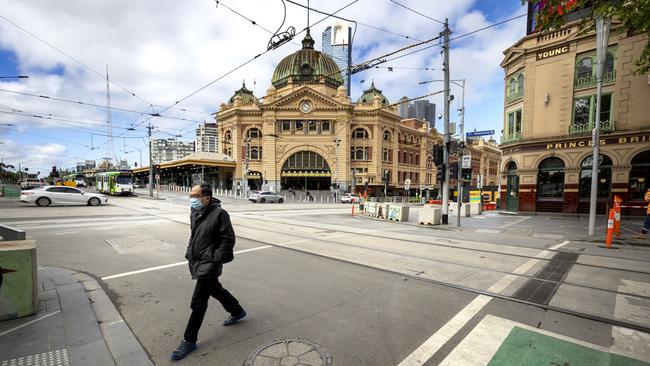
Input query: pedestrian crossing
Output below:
<box><xmin>2</xmin><ymin>215</ymin><xmax>170</xmax><ymax>233</ymax></box>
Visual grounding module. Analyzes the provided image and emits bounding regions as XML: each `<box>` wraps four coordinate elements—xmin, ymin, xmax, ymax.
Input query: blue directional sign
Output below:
<box><xmin>466</xmin><ymin>130</ymin><xmax>495</xmax><ymax>137</ymax></box>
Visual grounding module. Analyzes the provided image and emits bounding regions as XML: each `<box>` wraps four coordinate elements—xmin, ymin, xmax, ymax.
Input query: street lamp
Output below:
<box><xmin>334</xmin><ymin>138</ymin><xmax>341</xmax><ymax>202</ymax></box>
<box><xmin>419</xmin><ymin>78</ymin><xmax>466</xmax><ymax>227</ymax></box>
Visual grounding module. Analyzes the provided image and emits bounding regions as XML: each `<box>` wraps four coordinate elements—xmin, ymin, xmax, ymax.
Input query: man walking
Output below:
<box><xmin>633</xmin><ymin>188</ymin><xmax>650</xmax><ymax>240</ymax></box>
<box><xmin>171</xmin><ymin>182</ymin><xmax>246</xmax><ymax>361</ymax></box>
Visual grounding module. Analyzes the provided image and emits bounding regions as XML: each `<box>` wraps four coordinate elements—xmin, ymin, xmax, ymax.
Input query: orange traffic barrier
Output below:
<box><xmin>604</xmin><ymin>208</ymin><xmax>615</xmax><ymax>249</ymax></box>
<box><xmin>351</xmin><ymin>202</ymin><xmax>355</xmax><ymax>216</ymax></box>
<box><xmin>613</xmin><ymin>195</ymin><xmax>622</xmax><ymax>238</ymax></box>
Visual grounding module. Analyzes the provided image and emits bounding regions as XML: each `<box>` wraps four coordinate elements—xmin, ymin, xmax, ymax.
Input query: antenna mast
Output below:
<box><xmin>105</xmin><ymin>64</ymin><xmax>116</xmax><ymax>167</ymax></box>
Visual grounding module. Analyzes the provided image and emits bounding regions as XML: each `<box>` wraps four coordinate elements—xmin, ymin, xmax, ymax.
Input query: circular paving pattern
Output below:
<box><xmin>243</xmin><ymin>338</ymin><xmax>333</xmax><ymax>366</ymax></box>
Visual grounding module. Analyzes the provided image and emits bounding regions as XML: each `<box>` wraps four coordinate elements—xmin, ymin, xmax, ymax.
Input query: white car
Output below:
<box><xmin>20</xmin><ymin>186</ymin><xmax>108</xmax><ymax>207</ymax></box>
<box><xmin>340</xmin><ymin>193</ymin><xmax>361</xmax><ymax>203</ymax></box>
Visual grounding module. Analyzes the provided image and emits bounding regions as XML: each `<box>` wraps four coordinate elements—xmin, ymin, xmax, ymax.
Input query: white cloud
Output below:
<box><xmin>0</xmin><ymin>0</ymin><xmax>526</xmax><ymax>166</ymax></box>
<box><xmin>0</xmin><ymin>139</ymin><xmax>67</xmax><ymax>176</ymax></box>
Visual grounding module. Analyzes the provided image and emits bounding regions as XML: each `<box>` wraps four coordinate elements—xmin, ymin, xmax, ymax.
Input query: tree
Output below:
<box><xmin>524</xmin><ymin>0</ymin><xmax>650</xmax><ymax>74</ymax></box>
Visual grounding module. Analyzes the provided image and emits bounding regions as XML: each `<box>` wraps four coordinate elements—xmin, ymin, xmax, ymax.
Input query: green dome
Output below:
<box><xmin>228</xmin><ymin>81</ymin><xmax>256</xmax><ymax>105</ymax></box>
<box><xmin>357</xmin><ymin>81</ymin><xmax>389</xmax><ymax>106</ymax></box>
<box><xmin>271</xmin><ymin>33</ymin><xmax>344</xmax><ymax>89</ymax></box>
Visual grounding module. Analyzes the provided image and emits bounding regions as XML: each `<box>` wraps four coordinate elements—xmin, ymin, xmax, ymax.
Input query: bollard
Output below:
<box><xmin>600</xmin><ymin>209</ymin><xmax>618</xmax><ymax>249</ymax></box>
<box><xmin>613</xmin><ymin>195</ymin><xmax>622</xmax><ymax>238</ymax></box>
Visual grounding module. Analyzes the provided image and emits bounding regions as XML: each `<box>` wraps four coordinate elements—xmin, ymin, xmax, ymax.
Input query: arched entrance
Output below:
<box><xmin>505</xmin><ymin>161</ymin><xmax>519</xmax><ymax>212</ymax></box>
<box><xmin>281</xmin><ymin>151</ymin><xmax>331</xmax><ymax>190</ymax></box>
<box><xmin>629</xmin><ymin>150</ymin><xmax>650</xmax><ymax>203</ymax></box>
<box><xmin>247</xmin><ymin>171</ymin><xmax>263</xmax><ymax>191</ymax></box>
<box><xmin>578</xmin><ymin>154</ymin><xmax>612</xmax><ymax>214</ymax></box>
<box><xmin>536</xmin><ymin>157</ymin><xmax>565</xmax><ymax>212</ymax></box>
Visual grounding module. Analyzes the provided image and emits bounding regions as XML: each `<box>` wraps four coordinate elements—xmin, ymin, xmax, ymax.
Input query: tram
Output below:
<box><xmin>96</xmin><ymin>171</ymin><xmax>134</xmax><ymax>195</ymax></box>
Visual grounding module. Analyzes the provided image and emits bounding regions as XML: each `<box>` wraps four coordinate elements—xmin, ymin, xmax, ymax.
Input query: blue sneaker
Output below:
<box><xmin>170</xmin><ymin>340</ymin><xmax>197</xmax><ymax>361</ymax></box>
<box><xmin>223</xmin><ymin>309</ymin><xmax>246</xmax><ymax>326</ymax></box>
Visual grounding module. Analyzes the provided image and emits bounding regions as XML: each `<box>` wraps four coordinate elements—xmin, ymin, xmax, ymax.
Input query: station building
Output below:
<box><xmin>215</xmin><ymin>32</ymin><xmax>443</xmax><ymax>195</ymax></box>
<box><xmin>499</xmin><ymin>11</ymin><xmax>650</xmax><ymax>215</ymax></box>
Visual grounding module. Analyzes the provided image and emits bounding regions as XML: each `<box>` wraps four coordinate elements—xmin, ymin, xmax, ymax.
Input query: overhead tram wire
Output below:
<box><xmin>386</xmin><ymin>13</ymin><xmax>528</xmax><ymax>63</ymax></box>
<box><xmin>150</xmin><ymin>0</ymin><xmax>361</xmax><ymax>135</ymax></box>
<box><xmin>0</xmin><ymin>125</ymin><xmax>97</xmax><ymax>148</ymax></box>
<box><xmin>388</xmin><ymin>0</ymin><xmax>445</xmax><ymax>25</ymax></box>
<box><xmin>0</xmin><ymin>88</ymin><xmax>203</xmax><ymax>124</ymax></box>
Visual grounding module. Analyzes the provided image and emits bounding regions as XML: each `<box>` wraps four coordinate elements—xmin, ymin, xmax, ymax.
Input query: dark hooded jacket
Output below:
<box><xmin>185</xmin><ymin>197</ymin><xmax>235</xmax><ymax>279</ymax></box>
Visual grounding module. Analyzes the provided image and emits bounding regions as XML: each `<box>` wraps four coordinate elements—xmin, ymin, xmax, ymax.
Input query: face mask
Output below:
<box><xmin>190</xmin><ymin>197</ymin><xmax>204</xmax><ymax>210</ymax></box>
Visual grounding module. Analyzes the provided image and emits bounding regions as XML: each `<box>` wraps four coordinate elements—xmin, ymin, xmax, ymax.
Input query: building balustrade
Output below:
<box><xmin>568</xmin><ymin>120</ymin><xmax>615</xmax><ymax>135</ymax></box>
<box><xmin>500</xmin><ymin>132</ymin><xmax>522</xmax><ymax>144</ymax></box>
<box><xmin>506</xmin><ymin>90</ymin><xmax>524</xmax><ymax>104</ymax></box>
<box><xmin>574</xmin><ymin>70</ymin><xmax>616</xmax><ymax>89</ymax></box>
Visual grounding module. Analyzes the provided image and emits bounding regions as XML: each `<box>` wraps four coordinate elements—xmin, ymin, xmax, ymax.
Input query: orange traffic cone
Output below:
<box><xmin>599</xmin><ymin>208</ymin><xmax>619</xmax><ymax>249</ymax></box>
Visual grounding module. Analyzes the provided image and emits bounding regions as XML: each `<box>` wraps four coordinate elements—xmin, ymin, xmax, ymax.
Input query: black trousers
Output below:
<box><xmin>183</xmin><ymin>278</ymin><xmax>243</xmax><ymax>343</ymax></box>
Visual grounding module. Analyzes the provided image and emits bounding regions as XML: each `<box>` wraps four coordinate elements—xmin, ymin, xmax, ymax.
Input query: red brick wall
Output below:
<box><xmin>563</xmin><ymin>183</ymin><xmax>579</xmax><ymax>214</ymax></box>
<box><xmin>519</xmin><ymin>184</ymin><xmax>536</xmax><ymax>212</ymax></box>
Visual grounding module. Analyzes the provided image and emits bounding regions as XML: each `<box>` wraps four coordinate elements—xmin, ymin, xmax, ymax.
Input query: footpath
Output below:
<box><xmin>0</xmin><ymin>266</ymin><xmax>152</xmax><ymax>366</ymax></box>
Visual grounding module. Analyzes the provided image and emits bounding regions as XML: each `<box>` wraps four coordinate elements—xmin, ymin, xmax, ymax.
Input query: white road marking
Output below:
<box><xmin>55</xmin><ymin>231</ymin><xmax>78</xmax><ymax>235</ymax></box>
<box><xmin>101</xmin><ymin>245</ymin><xmax>273</xmax><ymax>281</ymax></box>
<box><xmin>397</xmin><ymin>295</ymin><xmax>492</xmax><ymax>366</ymax></box>
<box><xmin>475</xmin><ymin>229</ymin><xmax>500</xmax><ymax>234</ymax></box>
<box><xmin>397</xmin><ymin>240</ymin><xmax>571</xmax><ymax>365</ymax></box>
<box><xmin>0</xmin><ymin>311</ymin><xmax>61</xmax><ymax>337</ymax></box>
<box><xmin>496</xmin><ymin>216</ymin><xmax>532</xmax><ymax>229</ymax></box>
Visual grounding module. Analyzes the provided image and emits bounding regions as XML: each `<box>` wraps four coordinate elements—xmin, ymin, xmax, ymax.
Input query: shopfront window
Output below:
<box><xmin>537</xmin><ymin>157</ymin><xmax>565</xmax><ymax>199</ymax></box>
<box><xmin>579</xmin><ymin>154</ymin><xmax>612</xmax><ymax>199</ymax></box>
<box><xmin>629</xmin><ymin>150</ymin><xmax>650</xmax><ymax>201</ymax></box>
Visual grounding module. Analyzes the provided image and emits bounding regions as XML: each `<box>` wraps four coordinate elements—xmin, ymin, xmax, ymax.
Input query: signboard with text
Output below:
<box><xmin>466</xmin><ymin>130</ymin><xmax>494</xmax><ymax>138</ymax></box>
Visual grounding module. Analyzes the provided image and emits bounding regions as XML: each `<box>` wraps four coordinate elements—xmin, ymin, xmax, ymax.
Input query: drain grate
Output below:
<box><xmin>513</xmin><ymin>252</ymin><xmax>579</xmax><ymax>305</ymax></box>
<box><xmin>1</xmin><ymin>349</ymin><xmax>69</xmax><ymax>366</ymax></box>
<box><xmin>243</xmin><ymin>338</ymin><xmax>332</xmax><ymax>366</ymax></box>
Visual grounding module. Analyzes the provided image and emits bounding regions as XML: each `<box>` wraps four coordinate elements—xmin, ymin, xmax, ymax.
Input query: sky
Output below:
<box><xmin>0</xmin><ymin>0</ymin><xmax>527</xmax><ymax>177</ymax></box>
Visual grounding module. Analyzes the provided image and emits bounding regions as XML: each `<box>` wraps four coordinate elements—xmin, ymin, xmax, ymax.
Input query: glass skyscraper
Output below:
<box><xmin>322</xmin><ymin>21</ymin><xmax>351</xmax><ymax>94</ymax></box>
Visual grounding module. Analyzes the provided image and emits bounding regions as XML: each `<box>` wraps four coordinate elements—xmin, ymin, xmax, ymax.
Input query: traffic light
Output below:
<box><xmin>433</xmin><ymin>145</ymin><xmax>444</xmax><ymax>166</ymax></box>
<box><xmin>436</xmin><ymin>163</ymin><xmax>446</xmax><ymax>183</ymax></box>
<box><xmin>462</xmin><ymin>168</ymin><xmax>472</xmax><ymax>181</ymax></box>
<box><xmin>449</xmin><ymin>162</ymin><xmax>458</xmax><ymax>178</ymax></box>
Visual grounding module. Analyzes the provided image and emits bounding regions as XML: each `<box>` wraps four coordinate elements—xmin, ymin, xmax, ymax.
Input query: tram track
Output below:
<box><xmin>110</xmin><ymin>200</ymin><xmax>650</xmax><ymax>334</ymax></box>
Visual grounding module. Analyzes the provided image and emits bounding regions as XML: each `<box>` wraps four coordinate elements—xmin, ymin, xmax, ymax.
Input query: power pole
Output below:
<box><xmin>243</xmin><ymin>138</ymin><xmax>250</xmax><ymax>198</ymax></box>
<box><xmin>588</xmin><ymin>16</ymin><xmax>611</xmax><ymax>236</ymax></box>
<box><xmin>334</xmin><ymin>138</ymin><xmax>341</xmax><ymax>200</ymax></box>
<box><xmin>441</xmin><ymin>19</ymin><xmax>451</xmax><ymax>225</ymax></box>
<box><xmin>147</xmin><ymin>123</ymin><xmax>154</xmax><ymax>197</ymax></box>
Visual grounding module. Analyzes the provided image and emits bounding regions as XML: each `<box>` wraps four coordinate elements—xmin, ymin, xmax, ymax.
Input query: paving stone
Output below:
<box><xmin>82</xmin><ymin>279</ymin><xmax>102</xmax><ymax>291</ymax></box>
<box><xmin>100</xmin><ymin>320</ymin><xmax>145</xmax><ymax>360</ymax></box>
<box><xmin>44</xmin><ymin>298</ymin><xmax>61</xmax><ymax>312</ymax></box>
<box><xmin>40</xmin><ymin>289</ymin><xmax>59</xmax><ymax>301</ymax></box>
<box><xmin>58</xmin><ymin>288</ymin><xmax>89</xmax><ymax>310</ymax></box>
<box><xmin>68</xmin><ymin>339</ymin><xmax>115</xmax><ymax>366</ymax></box>
<box><xmin>0</xmin><ymin>327</ymin><xmax>66</xmax><ymax>361</ymax></box>
<box><xmin>61</xmin><ymin>304</ymin><xmax>102</xmax><ymax>347</ymax></box>
<box><xmin>114</xmin><ymin>350</ymin><xmax>154</xmax><ymax>366</ymax></box>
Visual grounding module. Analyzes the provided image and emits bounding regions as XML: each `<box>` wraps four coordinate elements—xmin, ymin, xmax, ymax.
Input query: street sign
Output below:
<box><xmin>466</xmin><ymin>130</ymin><xmax>495</xmax><ymax>138</ymax></box>
<box><xmin>461</xmin><ymin>155</ymin><xmax>471</xmax><ymax>169</ymax></box>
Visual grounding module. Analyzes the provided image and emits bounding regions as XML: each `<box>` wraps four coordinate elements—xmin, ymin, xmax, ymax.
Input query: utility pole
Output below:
<box><xmin>243</xmin><ymin>138</ymin><xmax>250</xmax><ymax>198</ymax></box>
<box><xmin>147</xmin><ymin>123</ymin><xmax>154</xmax><ymax>197</ymax></box>
<box><xmin>457</xmin><ymin>79</ymin><xmax>465</xmax><ymax>227</ymax></box>
<box><xmin>588</xmin><ymin>16</ymin><xmax>611</xmax><ymax>236</ymax></box>
<box><xmin>441</xmin><ymin>18</ymin><xmax>451</xmax><ymax>225</ymax></box>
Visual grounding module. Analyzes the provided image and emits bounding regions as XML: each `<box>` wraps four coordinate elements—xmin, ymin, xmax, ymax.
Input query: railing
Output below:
<box><xmin>506</xmin><ymin>90</ymin><xmax>524</xmax><ymax>104</ymax></box>
<box><xmin>568</xmin><ymin>120</ymin><xmax>615</xmax><ymax>135</ymax></box>
<box><xmin>574</xmin><ymin>70</ymin><xmax>616</xmax><ymax>89</ymax></box>
<box><xmin>500</xmin><ymin>132</ymin><xmax>522</xmax><ymax>145</ymax></box>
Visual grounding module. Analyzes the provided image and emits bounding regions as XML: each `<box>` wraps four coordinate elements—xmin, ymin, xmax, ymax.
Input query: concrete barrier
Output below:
<box><xmin>0</xmin><ymin>240</ymin><xmax>37</xmax><ymax>320</ymax></box>
<box><xmin>0</xmin><ymin>224</ymin><xmax>26</xmax><ymax>241</ymax></box>
<box><xmin>377</xmin><ymin>203</ymin><xmax>391</xmax><ymax>219</ymax></box>
<box><xmin>450</xmin><ymin>203</ymin><xmax>471</xmax><ymax>217</ymax></box>
<box><xmin>419</xmin><ymin>206</ymin><xmax>441</xmax><ymax>225</ymax></box>
<box><xmin>469</xmin><ymin>202</ymin><xmax>482</xmax><ymax>215</ymax></box>
<box><xmin>366</xmin><ymin>202</ymin><xmax>378</xmax><ymax>217</ymax></box>
<box><xmin>388</xmin><ymin>205</ymin><xmax>409</xmax><ymax>222</ymax></box>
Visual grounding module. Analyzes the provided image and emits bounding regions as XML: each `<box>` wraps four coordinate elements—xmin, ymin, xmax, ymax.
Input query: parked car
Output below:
<box><xmin>249</xmin><ymin>191</ymin><xmax>283</xmax><ymax>203</ymax></box>
<box><xmin>340</xmin><ymin>193</ymin><xmax>360</xmax><ymax>203</ymax></box>
<box><xmin>20</xmin><ymin>178</ymin><xmax>44</xmax><ymax>190</ymax></box>
<box><xmin>20</xmin><ymin>186</ymin><xmax>108</xmax><ymax>207</ymax></box>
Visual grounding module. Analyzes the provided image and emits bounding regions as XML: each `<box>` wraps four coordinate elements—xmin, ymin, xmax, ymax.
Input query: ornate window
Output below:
<box><xmin>352</xmin><ymin>128</ymin><xmax>369</xmax><ymax>139</ymax></box>
<box><xmin>247</xmin><ymin>128</ymin><xmax>262</xmax><ymax>139</ymax></box>
<box><xmin>537</xmin><ymin>157</ymin><xmax>565</xmax><ymax>199</ymax></box>
<box><xmin>249</xmin><ymin>147</ymin><xmax>262</xmax><ymax>160</ymax></box>
<box><xmin>570</xmin><ymin>94</ymin><xmax>613</xmax><ymax>135</ymax></box>
<box><xmin>350</xmin><ymin>147</ymin><xmax>369</xmax><ymax>161</ymax></box>
<box><xmin>575</xmin><ymin>52</ymin><xmax>616</xmax><ymax>89</ymax></box>
<box><xmin>383</xmin><ymin>130</ymin><xmax>392</xmax><ymax>142</ymax></box>
<box><xmin>579</xmin><ymin>154</ymin><xmax>612</xmax><ymax>199</ymax></box>
<box><xmin>629</xmin><ymin>150</ymin><xmax>650</xmax><ymax>201</ymax></box>
<box><xmin>506</xmin><ymin>72</ymin><xmax>524</xmax><ymax>103</ymax></box>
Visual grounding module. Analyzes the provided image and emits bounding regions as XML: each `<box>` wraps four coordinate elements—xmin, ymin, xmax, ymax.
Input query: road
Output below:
<box><xmin>1</xmin><ymin>192</ymin><xmax>649</xmax><ymax>365</ymax></box>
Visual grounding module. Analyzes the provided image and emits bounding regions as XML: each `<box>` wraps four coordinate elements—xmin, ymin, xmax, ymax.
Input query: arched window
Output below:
<box><xmin>383</xmin><ymin>130</ymin><xmax>392</xmax><ymax>142</ymax></box>
<box><xmin>508</xmin><ymin>78</ymin><xmax>516</xmax><ymax>97</ymax></box>
<box><xmin>247</xmin><ymin>128</ymin><xmax>262</xmax><ymax>139</ymax></box>
<box><xmin>579</xmin><ymin>154</ymin><xmax>612</xmax><ymax>199</ymax></box>
<box><xmin>629</xmin><ymin>150</ymin><xmax>650</xmax><ymax>201</ymax></box>
<box><xmin>517</xmin><ymin>73</ymin><xmax>524</xmax><ymax>93</ymax></box>
<box><xmin>507</xmin><ymin>161</ymin><xmax>517</xmax><ymax>174</ymax></box>
<box><xmin>426</xmin><ymin>156</ymin><xmax>433</xmax><ymax>169</ymax></box>
<box><xmin>355</xmin><ymin>148</ymin><xmax>364</xmax><ymax>160</ymax></box>
<box><xmin>250</xmin><ymin>147</ymin><xmax>262</xmax><ymax>160</ymax></box>
<box><xmin>537</xmin><ymin>157</ymin><xmax>565</xmax><ymax>199</ymax></box>
<box><xmin>576</xmin><ymin>58</ymin><xmax>593</xmax><ymax>80</ymax></box>
<box><xmin>604</xmin><ymin>53</ymin><xmax>615</xmax><ymax>75</ymax></box>
<box><xmin>224</xmin><ymin>130</ymin><xmax>232</xmax><ymax>142</ymax></box>
<box><xmin>352</xmin><ymin>128</ymin><xmax>369</xmax><ymax>139</ymax></box>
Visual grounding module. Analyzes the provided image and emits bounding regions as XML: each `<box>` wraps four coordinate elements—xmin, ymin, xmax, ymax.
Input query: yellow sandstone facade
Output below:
<box><xmin>216</xmin><ymin>33</ymin><xmax>442</xmax><ymax>195</ymax></box>
<box><xmin>500</xmin><ymin>18</ymin><xmax>650</xmax><ymax>214</ymax></box>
